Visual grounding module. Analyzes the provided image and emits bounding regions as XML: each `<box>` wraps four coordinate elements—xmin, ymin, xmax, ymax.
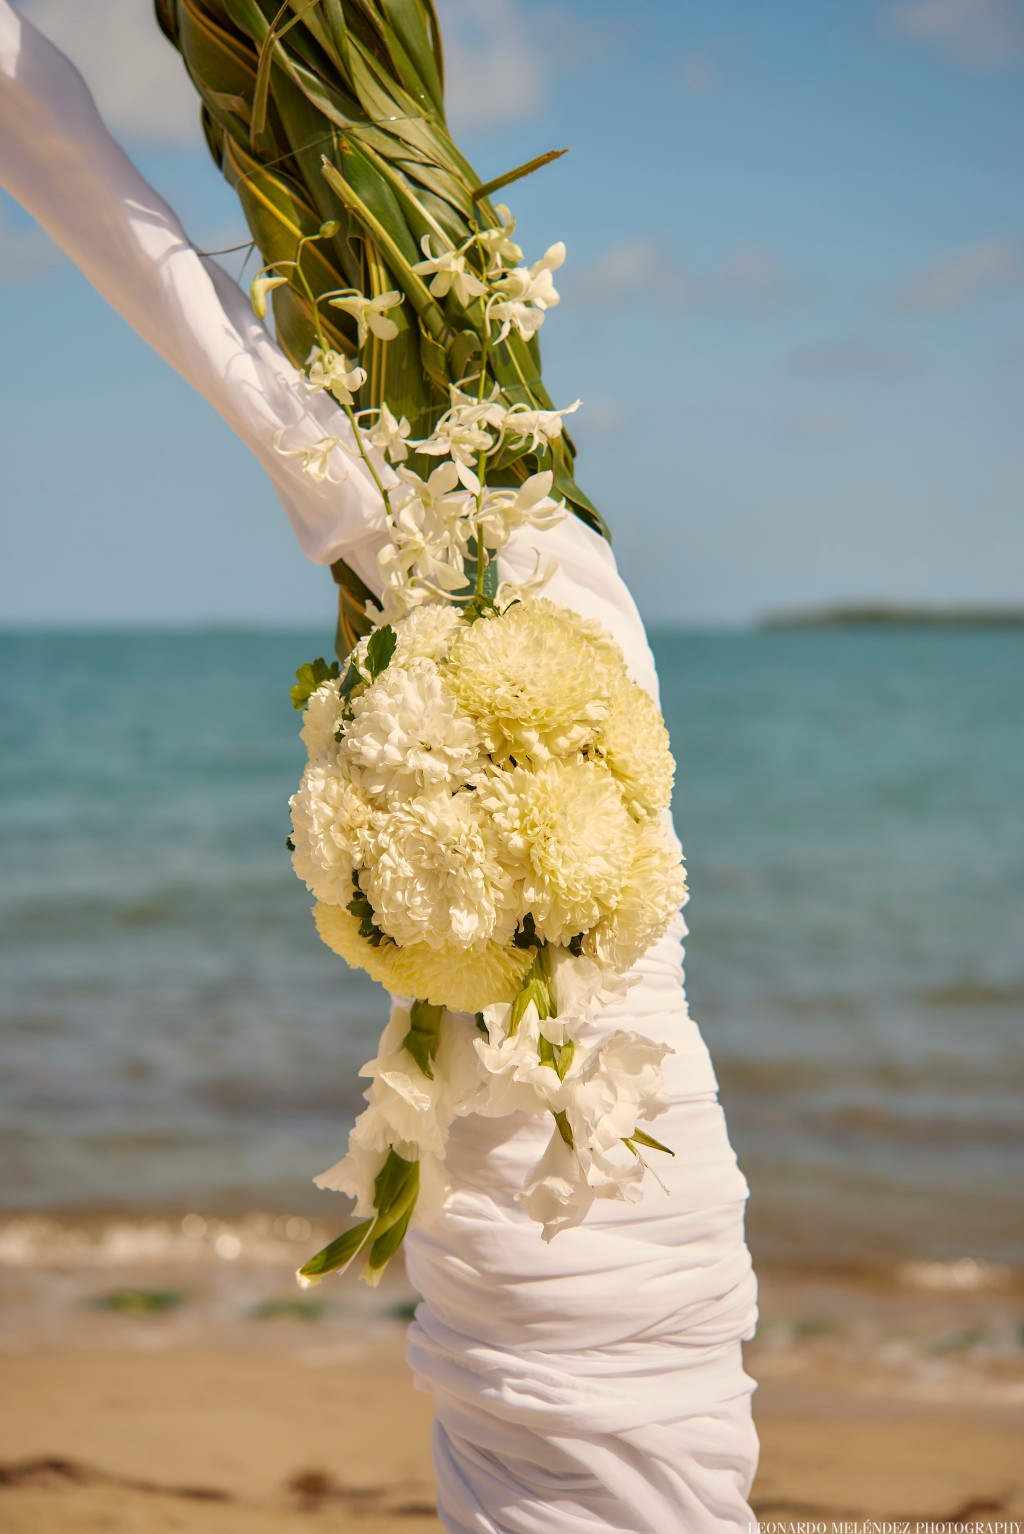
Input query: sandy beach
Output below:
<box><xmin>1</xmin><ymin>1216</ymin><xmax>1021</xmax><ymax>1531</ymax></box>
<box><xmin>3</xmin><ymin>1344</ymin><xmax>1023</xmax><ymax>1533</ymax></box>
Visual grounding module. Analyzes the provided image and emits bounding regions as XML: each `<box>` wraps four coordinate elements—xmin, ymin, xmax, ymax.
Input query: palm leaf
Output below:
<box><xmin>155</xmin><ymin>0</ymin><xmax>609</xmax><ymax>648</ymax></box>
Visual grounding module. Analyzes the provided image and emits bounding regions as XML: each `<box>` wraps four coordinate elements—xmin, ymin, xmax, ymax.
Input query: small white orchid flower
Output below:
<box><xmin>493</xmin><ymin>552</ymin><xmax>558</xmax><ymax>606</ymax></box>
<box><xmin>364</xmin><ymin>402</ymin><xmax>411</xmax><ymax>463</ymax></box>
<box><xmin>447</xmin><ymin>381</ymin><xmax>507</xmax><ymax>430</ymax></box>
<box><xmin>328</xmin><ymin>289</ymin><xmax>403</xmax><ymax>346</ymax></box>
<box><xmin>502</xmin><ymin>400</ymin><xmax>580</xmax><ymax>453</ymax></box>
<box><xmin>475</xmin><ymin>203</ymin><xmax>523</xmax><ymax>275</ymax></box>
<box><xmin>273</xmin><ymin>429</ymin><xmax>343</xmax><ymax>483</ymax></box>
<box><xmin>475</xmin><ymin>470</ymin><xmax>565</xmax><ymax>549</ymax></box>
<box><xmin>304</xmin><ymin>346</ymin><xmax>366</xmax><ymax>405</ymax></box>
<box><xmin>489</xmin><ymin>242</ymin><xmax>566</xmax><ymax>342</ymax></box>
<box><xmin>414</xmin><ymin>409</ymin><xmax>494</xmax><ymax>490</ymax></box>
<box><xmin>250</xmin><ymin>272</ymin><xmax>287</xmax><ymax>319</ymax></box>
<box><xmin>412</xmin><ymin>236</ymin><xmax>488</xmax><ymax>307</ymax></box>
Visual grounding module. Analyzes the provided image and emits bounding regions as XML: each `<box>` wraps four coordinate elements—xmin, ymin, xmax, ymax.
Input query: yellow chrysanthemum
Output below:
<box><xmin>313</xmin><ymin>901</ymin><xmax>403</xmax><ymax>989</ymax></box>
<box><xmin>444</xmin><ymin>597</ymin><xmax>627</xmax><ymax>764</ymax></box>
<box><xmin>389</xmin><ymin>939</ymin><xmax>532</xmax><ymax>1013</ymax></box>
<box><xmin>480</xmin><ymin>758</ymin><xmax>636</xmax><ymax>945</ymax></box>
<box><xmin>313</xmin><ymin>901</ymin><xmax>531</xmax><ymax>1012</ymax></box>
<box><xmin>597</xmin><ymin>678</ymin><xmax>675</xmax><ymax>817</ymax></box>
<box><xmin>584</xmin><ymin>820</ymin><xmax>688</xmax><ymax>972</ymax></box>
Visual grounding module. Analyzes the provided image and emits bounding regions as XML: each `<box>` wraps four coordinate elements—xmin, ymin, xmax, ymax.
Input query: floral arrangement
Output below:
<box><xmin>254</xmin><ymin>213</ymin><xmax>688</xmax><ymax>1286</ymax></box>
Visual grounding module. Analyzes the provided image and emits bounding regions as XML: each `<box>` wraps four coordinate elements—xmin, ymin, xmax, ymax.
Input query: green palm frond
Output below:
<box><xmin>155</xmin><ymin>0</ymin><xmax>607</xmax><ymax>650</ymax></box>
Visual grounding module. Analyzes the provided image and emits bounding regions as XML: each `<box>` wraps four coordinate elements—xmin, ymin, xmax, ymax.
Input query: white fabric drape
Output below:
<box><xmin>0</xmin><ymin>8</ymin><xmax>760</xmax><ymax>1528</ymax></box>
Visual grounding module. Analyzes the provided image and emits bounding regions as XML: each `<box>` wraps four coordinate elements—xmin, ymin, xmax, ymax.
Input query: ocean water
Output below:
<box><xmin>1</xmin><ymin>626</ymin><xmax>1021</xmax><ymax>1275</ymax></box>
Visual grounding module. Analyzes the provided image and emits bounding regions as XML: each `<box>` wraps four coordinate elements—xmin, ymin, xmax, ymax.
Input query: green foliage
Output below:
<box><xmin>250</xmin><ymin>1295</ymin><xmax>335</xmax><ymax>1321</ymax></box>
<box><xmin>347</xmin><ymin>870</ymin><xmax>386</xmax><ymax>944</ymax></box>
<box><xmin>154</xmin><ymin>0</ymin><xmax>609</xmax><ymax>653</ymax></box>
<box><xmin>512</xmin><ymin>912</ymin><xmax>541</xmax><ymax>950</ymax></box>
<box><xmin>626</xmin><ymin>1127</ymin><xmax>675</xmax><ymax>1158</ymax></box>
<box><xmin>290</xmin><ymin>655</ymin><xmax>340</xmax><ymax>710</ymax></box>
<box><xmin>508</xmin><ymin>947</ymin><xmax>553</xmax><ymax>1034</ymax></box>
<box><xmin>401</xmin><ymin>998</ymin><xmax>442</xmax><ymax>1078</ymax></box>
<box><xmin>91</xmin><ymin>1288</ymin><xmax>186</xmax><ymax>1314</ymax></box>
<box><xmin>364</xmin><ymin>622</ymin><xmax>396</xmax><ymax>678</ymax></box>
<box><xmin>297</xmin><ymin>1216</ymin><xmax>375</xmax><ymax>1282</ymax></box>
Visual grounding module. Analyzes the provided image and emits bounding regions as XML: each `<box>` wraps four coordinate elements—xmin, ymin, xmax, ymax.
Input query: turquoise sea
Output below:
<box><xmin>1</xmin><ymin>626</ymin><xmax>1021</xmax><ymax>1275</ymax></box>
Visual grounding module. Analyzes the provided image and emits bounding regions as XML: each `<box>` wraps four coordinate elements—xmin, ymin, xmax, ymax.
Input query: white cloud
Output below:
<box><xmin>0</xmin><ymin>203</ymin><xmax>62</xmax><ymax>281</ymax></box>
<box><xmin>17</xmin><ymin>0</ymin><xmax>204</xmax><ymax>146</ymax></box>
<box><xmin>791</xmin><ymin>339</ymin><xmax>921</xmax><ymax>375</ymax></box>
<box><xmin>566</xmin><ymin>242</ymin><xmax>686</xmax><ymax>308</ymax></box>
<box><xmin>437</xmin><ymin>0</ymin><xmax>616</xmax><ymax>133</ymax></box>
<box><xmin>567</xmin><ymin>241</ymin><xmax>808</xmax><ymax>314</ymax></box>
<box><xmin>437</xmin><ymin>0</ymin><xmax>545</xmax><ymax>131</ymax></box>
<box><xmin>887</xmin><ymin>0</ymin><xmax>1024</xmax><ymax>67</ymax></box>
<box><xmin>571</xmin><ymin>399</ymin><xmax>632</xmax><ymax>440</ymax></box>
<box><xmin>784</xmin><ymin>406</ymin><xmax>855</xmax><ymax>444</ymax></box>
<box><xmin>677</xmin><ymin>50</ymin><xmax>719</xmax><ymax>98</ymax></box>
<box><xmin>896</xmin><ymin>239</ymin><xmax>1022</xmax><ymax>311</ymax></box>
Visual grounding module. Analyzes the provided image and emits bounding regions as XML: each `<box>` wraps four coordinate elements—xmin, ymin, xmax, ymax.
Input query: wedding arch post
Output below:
<box><xmin>154</xmin><ymin>0</ymin><xmax>607</xmax><ymax>654</ymax></box>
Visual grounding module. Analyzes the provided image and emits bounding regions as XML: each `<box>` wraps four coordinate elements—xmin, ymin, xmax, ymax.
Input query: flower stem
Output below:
<box><xmin>343</xmin><ymin>404</ymin><xmax>391</xmax><ymax>515</ymax></box>
<box><xmin>473</xmin><ymin>326</ymin><xmax>493</xmax><ymax>598</ymax></box>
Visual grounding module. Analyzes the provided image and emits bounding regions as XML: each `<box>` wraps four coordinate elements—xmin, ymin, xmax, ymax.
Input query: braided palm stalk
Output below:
<box><xmin>154</xmin><ymin>0</ymin><xmax>607</xmax><ymax>651</ymax></box>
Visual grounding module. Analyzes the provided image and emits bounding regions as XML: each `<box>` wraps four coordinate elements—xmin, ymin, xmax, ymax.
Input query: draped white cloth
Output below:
<box><xmin>0</xmin><ymin>8</ymin><xmax>760</xmax><ymax>1527</ymax></box>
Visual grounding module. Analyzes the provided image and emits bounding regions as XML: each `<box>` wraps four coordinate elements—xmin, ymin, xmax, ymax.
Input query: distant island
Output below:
<box><xmin>761</xmin><ymin>603</ymin><xmax>1024</xmax><ymax>630</ymax></box>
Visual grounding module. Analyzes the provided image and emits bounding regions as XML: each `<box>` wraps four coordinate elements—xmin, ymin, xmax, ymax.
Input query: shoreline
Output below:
<box><xmin>2</xmin><ymin>1209</ymin><xmax>1022</xmax><ymax>1530</ymax></box>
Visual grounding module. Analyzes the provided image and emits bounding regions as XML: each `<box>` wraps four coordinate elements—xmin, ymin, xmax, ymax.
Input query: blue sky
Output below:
<box><xmin>2</xmin><ymin>0</ymin><xmax>1022</xmax><ymax>627</ymax></box>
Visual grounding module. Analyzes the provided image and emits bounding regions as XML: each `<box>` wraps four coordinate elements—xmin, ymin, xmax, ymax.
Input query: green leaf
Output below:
<box><xmin>628</xmin><ymin>1128</ymin><xmax>675</xmax><ymax>1157</ymax></box>
<box><xmin>553</xmin><ymin>1108</ymin><xmax>574</xmax><ymax>1148</ymax></box>
<box><xmin>471</xmin><ymin>146</ymin><xmax>569</xmax><ymax>203</ymax></box>
<box><xmin>454</xmin><ymin>540</ymin><xmax>498</xmax><ymax>606</ymax></box>
<box><xmin>363</xmin><ymin>1151</ymin><xmax>420</xmax><ymax>1280</ymax></box>
<box><xmin>291</xmin><ymin>656</ymin><xmax>340</xmax><ymax>710</ymax></box>
<box><xmin>372</xmin><ymin>1147</ymin><xmax>419</xmax><ymax>1223</ymax></box>
<box><xmin>554</xmin><ymin>1037</ymin><xmax>574</xmax><ymax>1081</ymax></box>
<box><xmin>364</xmin><ymin>1198</ymin><xmax>415</xmax><ymax>1276</ymax></box>
<box><xmin>297</xmin><ymin>1217</ymin><xmax>375</xmax><ymax>1282</ymax></box>
<box><xmin>509</xmin><ymin>951</ymin><xmax>553</xmax><ymax>1035</ymax></box>
<box><xmin>365</xmin><ymin>623</ymin><xmax>397</xmax><ymax>678</ymax></box>
<box><xmin>401</xmin><ymin>998</ymin><xmax>443</xmax><ymax>1078</ymax></box>
<box><xmin>347</xmin><ymin>871</ymin><xmax>385</xmax><ymax>944</ymax></box>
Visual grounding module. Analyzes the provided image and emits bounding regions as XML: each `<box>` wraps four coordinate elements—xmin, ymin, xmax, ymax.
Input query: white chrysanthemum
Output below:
<box><xmin>300</xmin><ymin>677</ymin><xmax>344</xmax><ymax>761</ymax></box>
<box><xmin>349</xmin><ymin>605</ymin><xmax>460</xmax><ymax>678</ymax></box>
<box><xmin>597</xmin><ymin>678</ymin><xmax>675</xmax><ymax>817</ymax></box>
<box><xmin>392</xmin><ymin>603</ymin><xmax>461</xmax><ymax>664</ymax></box>
<box><xmin>584</xmin><ymin>819</ymin><xmax>688</xmax><ymax>972</ymax></box>
<box><xmin>361</xmin><ymin>789</ymin><xmax>520</xmax><ymax>949</ymax></box>
<box><xmin>444</xmin><ymin>597</ymin><xmax>626</xmax><ymax>763</ymax></box>
<box><xmin>290</xmin><ymin>766</ymin><xmax>376</xmax><ymax>905</ymax></box>
<box><xmin>480</xmin><ymin>759</ymin><xmax>636</xmax><ymax>945</ymax></box>
<box><xmin>339</xmin><ymin>658</ymin><xmax>483</xmax><ymax>802</ymax></box>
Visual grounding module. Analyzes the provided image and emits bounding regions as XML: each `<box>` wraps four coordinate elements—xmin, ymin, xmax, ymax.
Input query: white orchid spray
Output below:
<box><xmin>253</xmin><ymin>215</ymin><xmax>685</xmax><ymax>1286</ymax></box>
